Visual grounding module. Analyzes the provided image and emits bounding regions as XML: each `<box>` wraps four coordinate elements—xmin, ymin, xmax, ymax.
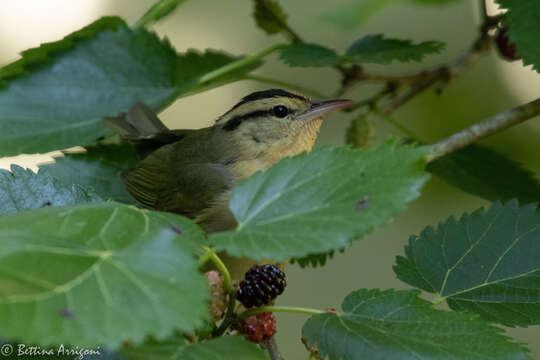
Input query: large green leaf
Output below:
<box><xmin>0</xmin><ymin>17</ymin><xmax>124</xmax><ymax>85</ymax></box>
<box><xmin>40</xmin><ymin>144</ymin><xmax>138</xmax><ymax>203</ymax></box>
<box><xmin>0</xmin><ymin>17</ymin><xmax>171</xmax><ymax>156</ymax></box>
<box><xmin>427</xmin><ymin>145</ymin><xmax>540</xmax><ymax>205</ymax></box>
<box><xmin>278</xmin><ymin>43</ymin><xmax>341</xmax><ymax>67</ymax></box>
<box><xmin>122</xmin><ymin>335</ymin><xmax>269</xmax><ymax>360</ymax></box>
<box><xmin>495</xmin><ymin>0</ymin><xmax>540</xmax><ymax>73</ymax></box>
<box><xmin>345</xmin><ymin>35</ymin><xmax>444</xmax><ymax>64</ymax></box>
<box><xmin>210</xmin><ymin>143</ymin><xmax>429</xmax><ymax>261</ymax></box>
<box><xmin>0</xmin><ymin>17</ymin><xmax>260</xmax><ymax>157</ymax></box>
<box><xmin>0</xmin><ymin>165</ymin><xmax>101</xmax><ymax>215</ymax></box>
<box><xmin>394</xmin><ymin>200</ymin><xmax>540</xmax><ymax>327</ymax></box>
<box><xmin>0</xmin><ymin>203</ymin><xmax>208</xmax><ymax>347</ymax></box>
<box><xmin>302</xmin><ymin>289</ymin><xmax>530</xmax><ymax>360</ymax></box>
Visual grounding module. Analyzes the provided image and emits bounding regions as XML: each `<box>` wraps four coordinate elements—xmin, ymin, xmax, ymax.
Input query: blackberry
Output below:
<box><xmin>238</xmin><ymin>312</ymin><xmax>276</xmax><ymax>343</ymax></box>
<box><xmin>236</xmin><ymin>264</ymin><xmax>286</xmax><ymax>308</ymax></box>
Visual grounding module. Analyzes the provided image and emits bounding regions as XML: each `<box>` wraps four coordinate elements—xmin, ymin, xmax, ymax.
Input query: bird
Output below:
<box><xmin>105</xmin><ymin>89</ymin><xmax>352</xmax><ymax>235</ymax></box>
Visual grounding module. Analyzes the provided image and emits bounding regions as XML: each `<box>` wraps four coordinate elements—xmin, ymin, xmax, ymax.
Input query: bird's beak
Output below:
<box><xmin>297</xmin><ymin>99</ymin><xmax>354</xmax><ymax>122</ymax></box>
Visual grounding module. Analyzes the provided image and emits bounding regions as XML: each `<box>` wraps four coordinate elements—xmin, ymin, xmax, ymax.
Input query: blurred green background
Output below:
<box><xmin>1</xmin><ymin>0</ymin><xmax>540</xmax><ymax>358</ymax></box>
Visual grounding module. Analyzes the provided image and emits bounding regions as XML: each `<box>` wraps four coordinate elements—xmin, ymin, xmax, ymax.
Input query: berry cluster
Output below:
<box><xmin>236</xmin><ymin>264</ymin><xmax>286</xmax><ymax>308</ymax></box>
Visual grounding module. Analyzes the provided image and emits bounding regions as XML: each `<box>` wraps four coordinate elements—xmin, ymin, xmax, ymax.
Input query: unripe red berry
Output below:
<box><xmin>238</xmin><ymin>312</ymin><xmax>276</xmax><ymax>343</ymax></box>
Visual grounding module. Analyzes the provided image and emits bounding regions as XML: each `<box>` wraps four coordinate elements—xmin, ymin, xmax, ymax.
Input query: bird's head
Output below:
<box><xmin>216</xmin><ymin>89</ymin><xmax>353</xmax><ymax>161</ymax></box>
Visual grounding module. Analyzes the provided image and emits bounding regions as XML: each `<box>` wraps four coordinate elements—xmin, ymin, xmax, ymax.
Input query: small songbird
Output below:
<box><xmin>105</xmin><ymin>89</ymin><xmax>352</xmax><ymax>234</ymax></box>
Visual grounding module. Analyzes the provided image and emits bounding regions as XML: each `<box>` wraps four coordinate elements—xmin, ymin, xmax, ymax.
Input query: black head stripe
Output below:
<box><xmin>230</xmin><ymin>89</ymin><xmax>307</xmax><ymax>111</ymax></box>
<box><xmin>222</xmin><ymin>110</ymin><xmax>269</xmax><ymax>131</ymax></box>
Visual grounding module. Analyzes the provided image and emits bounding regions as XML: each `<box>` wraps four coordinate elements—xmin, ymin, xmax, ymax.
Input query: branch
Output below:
<box><xmin>264</xmin><ymin>337</ymin><xmax>285</xmax><ymax>360</ymax></box>
<box><xmin>427</xmin><ymin>97</ymin><xmax>540</xmax><ymax>162</ymax></box>
<box><xmin>241</xmin><ymin>305</ymin><xmax>325</xmax><ymax>318</ymax></box>
<box><xmin>342</xmin><ymin>13</ymin><xmax>502</xmax><ymax>114</ymax></box>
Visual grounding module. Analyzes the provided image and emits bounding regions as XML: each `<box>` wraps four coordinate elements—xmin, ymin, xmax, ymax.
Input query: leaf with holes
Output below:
<box><xmin>210</xmin><ymin>143</ymin><xmax>429</xmax><ymax>261</ymax></box>
<box><xmin>0</xmin><ymin>202</ymin><xmax>208</xmax><ymax>347</ymax></box>
<box><xmin>0</xmin><ymin>165</ymin><xmax>101</xmax><ymax>215</ymax></box>
<box><xmin>345</xmin><ymin>34</ymin><xmax>444</xmax><ymax>64</ymax></box>
<box><xmin>279</xmin><ymin>43</ymin><xmax>341</xmax><ymax>67</ymax></box>
<box><xmin>427</xmin><ymin>145</ymin><xmax>540</xmax><ymax>205</ymax></box>
<box><xmin>0</xmin><ymin>17</ymin><xmax>260</xmax><ymax>156</ymax></box>
<box><xmin>495</xmin><ymin>0</ymin><xmax>540</xmax><ymax>72</ymax></box>
<box><xmin>394</xmin><ymin>200</ymin><xmax>540</xmax><ymax>327</ymax></box>
<box><xmin>40</xmin><ymin>144</ymin><xmax>138</xmax><ymax>203</ymax></box>
<box><xmin>303</xmin><ymin>289</ymin><xmax>530</xmax><ymax>360</ymax></box>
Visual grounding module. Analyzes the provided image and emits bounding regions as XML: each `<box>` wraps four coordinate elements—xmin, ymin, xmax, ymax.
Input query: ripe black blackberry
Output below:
<box><xmin>236</xmin><ymin>264</ymin><xmax>286</xmax><ymax>308</ymax></box>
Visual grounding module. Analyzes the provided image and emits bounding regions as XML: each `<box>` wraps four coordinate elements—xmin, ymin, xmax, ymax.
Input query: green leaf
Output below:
<box><xmin>0</xmin><ymin>17</ymin><xmax>125</xmax><ymax>85</ymax></box>
<box><xmin>252</xmin><ymin>0</ymin><xmax>290</xmax><ymax>37</ymax></box>
<box><xmin>122</xmin><ymin>335</ymin><xmax>269</xmax><ymax>360</ymax></box>
<box><xmin>40</xmin><ymin>144</ymin><xmax>138</xmax><ymax>203</ymax></box>
<box><xmin>427</xmin><ymin>145</ymin><xmax>540</xmax><ymax>205</ymax></box>
<box><xmin>0</xmin><ymin>165</ymin><xmax>101</xmax><ymax>215</ymax></box>
<box><xmin>302</xmin><ymin>289</ymin><xmax>530</xmax><ymax>360</ymax></box>
<box><xmin>0</xmin><ymin>17</ymin><xmax>260</xmax><ymax>157</ymax></box>
<box><xmin>394</xmin><ymin>200</ymin><xmax>540</xmax><ymax>327</ymax></box>
<box><xmin>210</xmin><ymin>143</ymin><xmax>429</xmax><ymax>261</ymax></box>
<box><xmin>0</xmin><ymin>202</ymin><xmax>208</xmax><ymax>347</ymax></box>
<box><xmin>0</xmin><ymin>17</ymin><xmax>170</xmax><ymax>156</ymax></box>
<box><xmin>321</xmin><ymin>0</ymin><xmax>459</xmax><ymax>28</ymax></box>
<box><xmin>495</xmin><ymin>0</ymin><xmax>540</xmax><ymax>72</ymax></box>
<box><xmin>134</xmin><ymin>0</ymin><xmax>188</xmax><ymax>28</ymax></box>
<box><xmin>346</xmin><ymin>113</ymin><xmax>376</xmax><ymax>148</ymax></box>
<box><xmin>321</xmin><ymin>0</ymin><xmax>396</xmax><ymax>29</ymax></box>
<box><xmin>290</xmin><ymin>249</ymin><xmax>344</xmax><ymax>268</ymax></box>
<box><xmin>279</xmin><ymin>43</ymin><xmax>340</xmax><ymax>67</ymax></box>
<box><xmin>345</xmin><ymin>34</ymin><xmax>444</xmax><ymax>64</ymax></box>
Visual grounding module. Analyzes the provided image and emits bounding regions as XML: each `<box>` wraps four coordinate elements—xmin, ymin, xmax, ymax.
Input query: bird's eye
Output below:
<box><xmin>272</xmin><ymin>105</ymin><xmax>289</xmax><ymax>118</ymax></box>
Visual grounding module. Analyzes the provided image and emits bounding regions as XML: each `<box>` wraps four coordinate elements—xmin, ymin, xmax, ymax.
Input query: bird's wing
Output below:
<box><xmin>121</xmin><ymin>131</ymin><xmax>235</xmax><ymax>218</ymax></box>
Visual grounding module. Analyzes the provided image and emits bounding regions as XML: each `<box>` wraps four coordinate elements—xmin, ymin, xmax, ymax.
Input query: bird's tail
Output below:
<box><xmin>103</xmin><ymin>102</ymin><xmax>170</xmax><ymax>141</ymax></box>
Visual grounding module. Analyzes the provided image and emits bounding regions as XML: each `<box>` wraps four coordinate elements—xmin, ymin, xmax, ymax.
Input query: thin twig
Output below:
<box><xmin>200</xmin><ymin>246</ymin><xmax>234</xmax><ymax>294</ymax></box>
<box><xmin>427</xmin><ymin>97</ymin><xmax>540</xmax><ymax>162</ymax></box>
<box><xmin>338</xmin><ymin>14</ymin><xmax>502</xmax><ymax>115</ymax></box>
<box><xmin>212</xmin><ymin>294</ymin><xmax>238</xmax><ymax>337</ymax></box>
<box><xmin>264</xmin><ymin>337</ymin><xmax>285</xmax><ymax>360</ymax></box>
